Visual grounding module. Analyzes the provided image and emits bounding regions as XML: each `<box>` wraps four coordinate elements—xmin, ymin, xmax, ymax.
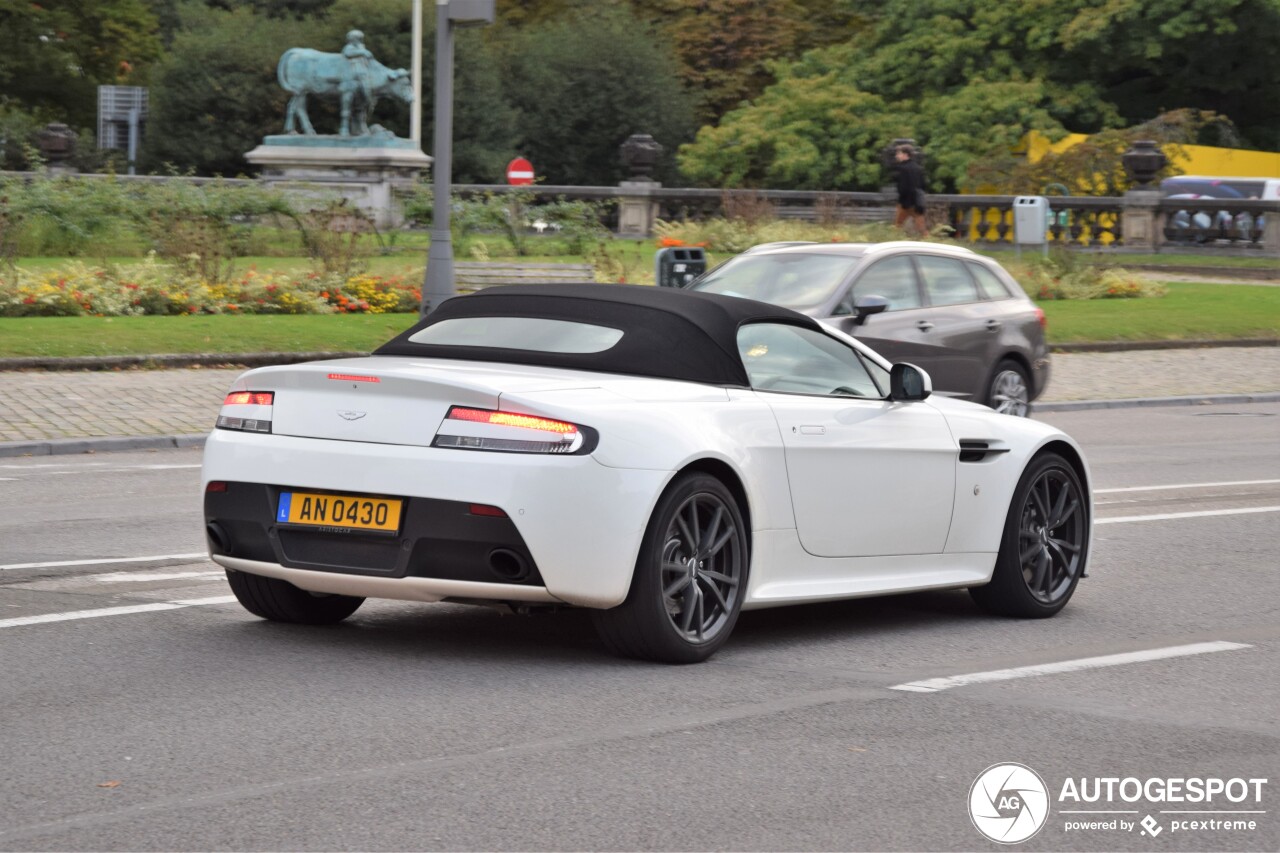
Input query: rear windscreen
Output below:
<box><xmin>408</xmin><ymin>317</ymin><xmax>624</xmax><ymax>354</ymax></box>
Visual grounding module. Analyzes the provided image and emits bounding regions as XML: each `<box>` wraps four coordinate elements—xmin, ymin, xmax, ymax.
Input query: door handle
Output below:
<box><xmin>797</xmin><ymin>425</ymin><xmax>826</xmax><ymax>435</ymax></box>
<box><xmin>916</xmin><ymin>321</ymin><xmax>935</xmax><ymax>332</ymax></box>
<box><xmin>985</xmin><ymin>319</ymin><xmax>1002</xmax><ymax>331</ymax></box>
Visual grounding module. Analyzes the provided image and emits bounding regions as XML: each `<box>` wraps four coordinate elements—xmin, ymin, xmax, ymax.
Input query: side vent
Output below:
<box><xmin>959</xmin><ymin>440</ymin><xmax>1011</xmax><ymax>463</ymax></box>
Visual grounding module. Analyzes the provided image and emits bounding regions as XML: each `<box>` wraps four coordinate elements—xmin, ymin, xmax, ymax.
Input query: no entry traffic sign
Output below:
<box><xmin>506</xmin><ymin>157</ymin><xmax>534</xmax><ymax>186</ymax></box>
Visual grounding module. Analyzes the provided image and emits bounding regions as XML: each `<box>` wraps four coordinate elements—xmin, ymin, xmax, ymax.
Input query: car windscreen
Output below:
<box><xmin>690</xmin><ymin>253</ymin><xmax>862</xmax><ymax>312</ymax></box>
<box><xmin>408</xmin><ymin>317</ymin><xmax>624</xmax><ymax>354</ymax></box>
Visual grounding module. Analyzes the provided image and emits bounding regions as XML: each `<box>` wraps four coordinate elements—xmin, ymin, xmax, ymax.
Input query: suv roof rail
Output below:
<box><xmin>864</xmin><ymin>240</ymin><xmax>977</xmax><ymax>256</ymax></box>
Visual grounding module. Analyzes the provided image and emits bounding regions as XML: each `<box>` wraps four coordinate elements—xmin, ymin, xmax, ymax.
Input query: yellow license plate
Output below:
<box><xmin>276</xmin><ymin>491</ymin><xmax>403</xmax><ymax>532</ymax></box>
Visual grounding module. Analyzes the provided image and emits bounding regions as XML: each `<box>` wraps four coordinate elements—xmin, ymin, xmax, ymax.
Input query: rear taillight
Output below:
<box><xmin>216</xmin><ymin>390</ymin><xmax>274</xmax><ymax>434</ymax></box>
<box><xmin>224</xmin><ymin>392</ymin><xmax>274</xmax><ymax>406</ymax></box>
<box><xmin>433</xmin><ymin>406</ymin><xmax>592</xmax><ymax>454</ymax></box>
<box><xmin>1034</xmin><ymin>307</ymin><xmax>1047</xmax><ymax>329</ymax></box>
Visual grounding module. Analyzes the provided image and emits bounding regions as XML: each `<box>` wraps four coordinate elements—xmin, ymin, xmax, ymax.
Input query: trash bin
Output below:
<box><xmin>1013</xmin><ymin>196</ymin><xmax>1049</xmax><ymax>245</ymax></box>
<box><xmin>655</xmin><ymin>247</ymin><xmax>707</xmax><ymax>288</ymax></box>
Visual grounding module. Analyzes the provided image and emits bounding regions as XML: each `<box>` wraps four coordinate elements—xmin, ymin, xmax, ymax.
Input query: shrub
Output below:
<box><xmin>653</xmin><ymin>217</ymin><xmax>915</xmax><ymax>254</ymax></box>
<box><xmin>0</xmin><ymin>258</ymin><xmax>420</xmax><ymax>317</ymax></box>
<box><xmin>1006</xmin><ymin>251</ymin><xmax>1165</xmax><ymax>300</ymax></box>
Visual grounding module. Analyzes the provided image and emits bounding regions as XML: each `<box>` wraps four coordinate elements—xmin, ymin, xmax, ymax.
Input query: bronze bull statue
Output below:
<box><xmin>278</xmin><ymin>45</ymin><xmax>413</xmax><ymax>137</ymax></box>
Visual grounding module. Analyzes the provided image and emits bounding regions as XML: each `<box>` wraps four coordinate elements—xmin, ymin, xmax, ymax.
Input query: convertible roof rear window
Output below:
<box><xmin>409</xmin><ymin>317</ymin><xmax>624</xmax><ymax>354</ymax></box>
<box><xmin>375</xmin><ymin>283</ymin><xmax>822</xmax><ymax>386</ymax></box>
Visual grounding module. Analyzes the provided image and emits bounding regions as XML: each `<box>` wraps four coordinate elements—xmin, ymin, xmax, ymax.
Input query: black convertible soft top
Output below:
<box><xmin>374</xmin><ymin>283</ymin><xmax>820</xmax><ymax>386</ymax></box>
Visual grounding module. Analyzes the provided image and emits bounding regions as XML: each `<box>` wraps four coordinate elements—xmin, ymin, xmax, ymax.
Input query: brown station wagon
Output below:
<box><xmin>687</xmin><ymin>241</ymin><xmax>1050</xmax><ymax>416</ymax></box>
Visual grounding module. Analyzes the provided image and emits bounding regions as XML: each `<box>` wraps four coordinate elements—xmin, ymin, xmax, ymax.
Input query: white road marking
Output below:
<box><xmin>1097</xmin><ymin>506</ymin><xmax>1280</xmax><ymax>525</ymax></box>
<box><xmin>0</xmin><ymin>463</ymin><xmax>201</xmax><ymax>470</ymax></box>
<box><xmin>90</xmin><ymin>570</ymin><xmax>223</xmax><ymax>583</ymax></box>
<box><xmin>1094</xmin><ymin>479</ymin><xmax>1280</xmax><ymax>494</ymax></box>
<box><xmin>0</xmin><ymin>595</ymin><xmax>236</xmax><ymax>629</ymax></box>
<box><xmin>0</xmin><ymin>463</ymin><xmax>201</xmax><ymax>478</ymax></box>
<box><xmin>889</xmin><ymin>641</ymin><xmax>1251</xmax><ymax>693</ymax></box>
<box><xmin>0</xmin><ymin>553</ymin><xmax>207</xmax><ymax>571</ymax></box>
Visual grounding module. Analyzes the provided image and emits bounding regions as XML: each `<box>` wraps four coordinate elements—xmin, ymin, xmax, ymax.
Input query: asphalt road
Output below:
<box><xmin>1</xmin><ymin>403</ymin><xmax>1277</xmax><ymax>852</ymax></box>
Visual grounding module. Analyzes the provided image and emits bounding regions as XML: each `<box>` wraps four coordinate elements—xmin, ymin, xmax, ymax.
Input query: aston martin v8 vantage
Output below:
<box><xmin>202</xmin><ymin>284</ymin><xmax>1092</xmax><ymax>663</ymax></box>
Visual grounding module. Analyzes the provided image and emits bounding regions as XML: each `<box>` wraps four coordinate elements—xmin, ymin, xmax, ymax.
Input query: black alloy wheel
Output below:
<box><xmin>592</xmin><ymin>472</ymin><xmax>749</xmax><ymax>663</ymax></box>
<box><xmin>970</xmin><ymin>453</ymin><xmax>1088</xmax><ymax>617</ymax></box>
<box><xmin>658</xmin><ymin>491</ymin><xmax>745</xmax><ymax>643</ymax></box>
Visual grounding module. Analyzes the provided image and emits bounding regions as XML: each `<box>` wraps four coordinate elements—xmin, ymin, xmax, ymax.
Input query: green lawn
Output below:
<box><xmin>1039</xmin><ymin>282</ymin><xmax>1280</xmax><ymax>342</ymax></box>
<box><xmin>0</xmin><ymin>313</ymin><xmax>417</xmax><ymax>358</ymax></box>
<box><xmin>1</xmin><ymin>282</ymin><xmax>1275</xmax><ymax>358</ymax></box>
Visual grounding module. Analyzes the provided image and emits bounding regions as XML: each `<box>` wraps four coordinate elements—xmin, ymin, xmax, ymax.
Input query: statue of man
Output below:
<box><xmin>342</xmin><ymin>30</ymin><xmax>374</xmax><ymax>105</ymax></box>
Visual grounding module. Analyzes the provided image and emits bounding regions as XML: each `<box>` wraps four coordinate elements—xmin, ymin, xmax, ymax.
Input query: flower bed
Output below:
<box><xmin>0</xmin><ymin>258</ymin><xmax>421</xmax><ymax>317</ymax></box>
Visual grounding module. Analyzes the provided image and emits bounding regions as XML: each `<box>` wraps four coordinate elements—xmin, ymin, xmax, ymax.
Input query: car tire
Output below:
<box><xmin>986</xmin><ymin>359</ymin><xmax>1031</xmax><ymax>417</ymax></box>
<box><xmin>970</xmin><ymin>452</ymin><xmax>1088</xmax><ymax>618</ymax></box>
<box><xmin>226</xmin><ymin>569</ymin><xmax>364</xmax><ymax>625</ymax></box>
<box><xmin>592</xmin><ymin>472</ymin><xmax>749</xmax><ymax>664</ymax></box>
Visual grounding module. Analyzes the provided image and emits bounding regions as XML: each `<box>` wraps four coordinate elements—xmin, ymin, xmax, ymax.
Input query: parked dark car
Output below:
<box><xmin>686</xmin><ymin>241</ymin><xmax>1049</xmax><ymax>415</ymax></box>
<box><xmin>1161</xmin><ymin>176</ymin><xmax>1276</xmax><ymax>243</ymax></box>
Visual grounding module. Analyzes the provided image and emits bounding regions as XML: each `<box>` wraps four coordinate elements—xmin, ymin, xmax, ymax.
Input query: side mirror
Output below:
<box><xmin>890</xmin><ymin>363</ymin><xmax>932</xmax><ymax>402</ymax></box>
<box><xmin>852</xmin><ymin>295</ymin><xmax>890</xmax><ymax>326</ymax></box>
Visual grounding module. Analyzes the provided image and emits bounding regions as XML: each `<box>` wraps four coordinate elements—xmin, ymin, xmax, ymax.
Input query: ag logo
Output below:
<box><xmin>969</xmin><ymin>763</ymin><xmax>1051</xmax><ymax>844</ymax></box>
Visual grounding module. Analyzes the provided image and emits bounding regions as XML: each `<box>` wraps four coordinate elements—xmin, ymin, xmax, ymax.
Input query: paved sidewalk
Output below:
<box><xmin>0</xmin><ymin>348</ymin><xmax>1277</xmax><ymax>450</ymax></box>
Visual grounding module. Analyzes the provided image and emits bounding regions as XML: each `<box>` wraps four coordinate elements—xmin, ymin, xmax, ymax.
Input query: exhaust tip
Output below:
<box><xmin>488</xmin><ymin>548</ymin><xmax>530</xmax><ymax>583</ymax></box>
<box><xmin>206</xmin><ymin>522</ymin><xmax>232</xmax><ymax>556</ymax></box>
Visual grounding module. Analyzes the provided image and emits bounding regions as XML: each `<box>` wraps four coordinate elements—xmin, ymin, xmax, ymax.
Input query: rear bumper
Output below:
<box><xmin>214</xmin><ymin>555</ymin><xmax>560</xmax><ymax>605</ymax></box>
<box><xmin>201</xmin><ymin>430</ymin><xmax>671</xmax><ymax>608</ymax></box>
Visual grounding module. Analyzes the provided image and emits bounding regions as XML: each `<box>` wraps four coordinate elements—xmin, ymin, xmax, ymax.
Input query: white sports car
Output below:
<box><xmin>202</xmin><ymin>284</ymin><xmax>1092</xmax><ymax>663</ymax></box>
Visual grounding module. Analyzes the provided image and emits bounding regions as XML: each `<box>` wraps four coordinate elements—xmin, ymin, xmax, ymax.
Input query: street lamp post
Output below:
<box><xmin>411</xmin><ymin>0</ymin><xmax>422</xmax><ymax>147</ymax></box>
<box><xmin>421</xmin><ymin>0</ymin><xmax>495</xmax><ymax>319</ymax></box>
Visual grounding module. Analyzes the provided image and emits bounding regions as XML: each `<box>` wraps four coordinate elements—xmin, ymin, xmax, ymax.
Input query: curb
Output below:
<box><xmin>3</xmin><ymin>393</ymin><xmax>1277</xmax><ymax>457</ymax></box>
<box><xmin>0</xmin><ymin>352</ymin><xmax>369</xmax><ymax>371</ymax></box>
<box><xmin>1051</xmin><ymin>338</ymin><xmax>1277</xmax><ymax>353</ymax></box>
<box><xmin>1034</xmin><ymin>392</ymin><xmax>1280</xmax><ymax>413</ymax></box>
<box><xmin>1124</xmin><ymin>264</ymin><xmax>1279</xmax><ymax>282</ymax></box>
<box><xmin>0</xmin><ymin>433</ymin><xmax>207</xmax><ymax>458</ymax></box>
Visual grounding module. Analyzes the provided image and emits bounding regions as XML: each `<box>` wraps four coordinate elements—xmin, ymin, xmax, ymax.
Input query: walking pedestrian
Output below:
<box><xmin>892</xmin><ymin>145</ymin><xmax>928</xmax><ymax>235</ymax></box>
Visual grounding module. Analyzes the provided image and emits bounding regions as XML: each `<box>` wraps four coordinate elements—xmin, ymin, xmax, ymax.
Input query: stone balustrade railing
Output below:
<box><xmin>456</xmin><ymin>183</ymin><xmax>1279</xmax><ymax>255</ymax></box>
<box><xmin>5</xmin><ymin>172</ymin><xmax>1278</xmax><ymax>255</ymax></box>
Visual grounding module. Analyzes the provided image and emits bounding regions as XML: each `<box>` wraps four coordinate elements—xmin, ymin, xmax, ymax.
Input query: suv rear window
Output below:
<box><xmin>408</xmin><ymin>317</ymin><xmax>624</xmax><ymax>354</ymax></box>
<box><xmin>967</xmin><ymin>262</ymin><xmax>1015</xmax><ymax>299</ymax></box>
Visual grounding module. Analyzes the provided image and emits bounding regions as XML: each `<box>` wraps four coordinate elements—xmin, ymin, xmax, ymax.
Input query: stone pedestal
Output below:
<box><xmin>245</xmin><ymin>135</ymin><xmax>431</xmax><ymax>229</ymax></box>
<box><xmin>617</xmin><ymin>179</ymin><xmax>660</xmax><ymax>237</ymax></box>
<box><xmin>1121</xmin><ymin>189</ymin><xmax>1161</xmax><ymax>251</ymax></box>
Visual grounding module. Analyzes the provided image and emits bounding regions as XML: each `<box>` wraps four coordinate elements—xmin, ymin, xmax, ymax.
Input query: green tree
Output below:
<box><xmin>0</xmin><ymin>0</ymin><xmax>162</xmax><ymax>130</ymax></box>
<box><xmin>627</xmin><ymin>0</ymin><xmax>871</xmax><ymax>124</ymax></box>
<box><xmin>680</xmin><ymin>0</ymin><xmax>1280</xmax><ymax>190</ymax></box>
<box><xmin>501</xmin><ymin>6</ymin><xmax>696</xmax><ymax>185</ymax></box>
<box><xmin>143</xmin><ymin>3</ymin><xmax>321</xmax><ymax>175</ymax></box>
<box><xmin>678</xmin><ymin>73</ymin><xmax>897</xmax><ymax>189</ymax></box>
<box><xmin>1056</xmin><ymin>0</ymin><xmax>1280</xmax><ymax>149</ymax></box>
